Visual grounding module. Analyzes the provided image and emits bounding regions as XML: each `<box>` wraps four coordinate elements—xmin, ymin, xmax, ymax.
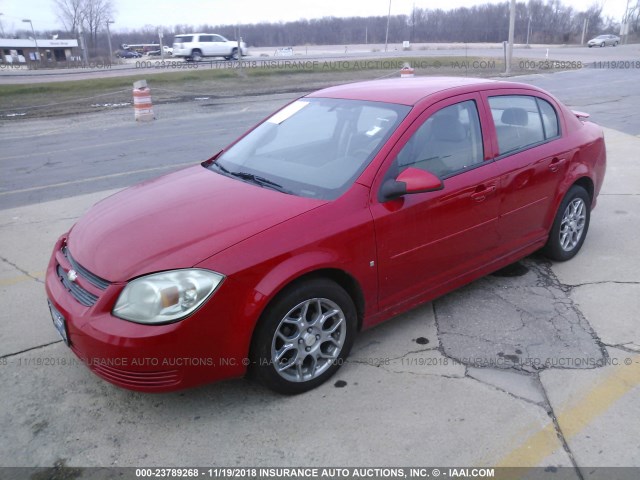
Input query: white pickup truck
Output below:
<box><xmin>172</xmin><ymin>33</ymin><xmax>248</xmax><ymax>61</ymax></box>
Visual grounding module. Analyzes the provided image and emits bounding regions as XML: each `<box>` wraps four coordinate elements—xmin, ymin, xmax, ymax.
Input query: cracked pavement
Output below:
<box><xmin>1</xmin><ymin>82</ymin><xmax>639</xmax><ymax>476</ymax></box>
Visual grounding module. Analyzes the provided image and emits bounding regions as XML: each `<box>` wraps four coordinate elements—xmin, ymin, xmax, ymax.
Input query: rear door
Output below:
<box><xmin>482</xmin><ymin>91</ymin><xmax>574</xmax><ymax>252</ymax></box>
<box><xmin>198</xmin><ymin>35</ymin><xmax>215</xmax><ymax>56</ymax></box>
<box><xmin>370</xmin><ymin>94</ymin><xmax>501</xmax><ymax>312</ymax></box>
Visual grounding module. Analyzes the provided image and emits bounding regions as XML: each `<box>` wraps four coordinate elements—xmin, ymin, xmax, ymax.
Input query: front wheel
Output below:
<box><xmin>542</xmin><ymin>185</ymin><xmax>591</xmax><ymax>261</ymax></box>
<box><xmin>250</xmin><ymin>278</ymin><xmax>357</xmax><ymax>394</ymax></box>
<box><xmin>227</xmin><ymin>48</ymin><xmax>239</xmax><ymax>61</ymax></box>
<box><xmin>600</xmin><ymin>42</ymin><xmax>606</xmax><ymax>47</ymax></box>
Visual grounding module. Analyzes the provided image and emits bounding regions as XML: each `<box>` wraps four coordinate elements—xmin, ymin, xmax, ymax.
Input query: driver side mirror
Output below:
<box><xmin>380</xmin><ymin>167</ymin><xmax>444</xmax><ymax>201</ymax></box>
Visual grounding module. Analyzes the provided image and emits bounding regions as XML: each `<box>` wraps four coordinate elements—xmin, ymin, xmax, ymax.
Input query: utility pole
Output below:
<box><xmin>106</xmin><ymin>20</ymin><xmax>114</xmax><ymax>64</ymax></box>
<box><xmin>237</xmin><ymin>24</ymin><xmax>242</xmax><ymax>67</ymax></box>
<box><xmin>384</xmin><ymin>0</ymin><xmax>391</xmax><ymax>52</ymax></box>
<box><xmin>412</xmin><ymin>2</ymin><xmax>415</xmax><ymax>43</ymax></box>
<box><xmin>623</xmin><ymin>0</ymin><xmax>631</xmax><ymax>45</ymax></box>
<box><xmin>526</xmin><ymin>17</ymin><xmax>531</xmax><ymax>45</ymax></box>
<box><xmin>79</xmin><ymin>29</ymin><xmax>88</xmax><ymax>65</ymax></box>
<box><xmin>581</xmin><ymin>17</ymin><xmax>589</xmax><ymax>45</ymax></box>
<box><xmin>505</xmin><ymin>0</ymin><xmax>515</xmax><ymax>74</ymax></box>
<box><xmin>0</xmin><ymin>13</ymin><xmax>6</xmax><ymax>38</ymax></box>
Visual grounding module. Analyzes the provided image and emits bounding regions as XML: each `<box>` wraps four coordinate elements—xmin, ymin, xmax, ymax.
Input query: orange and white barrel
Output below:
<box><xmin>400</xmin><ymin>64</ymin><xmax>415</xmax><ymax>78</ymax></box>
<box><xmin>133</xmin><ymin>80</ymin><xmax>155</xmax><ymax>121</ymax></box>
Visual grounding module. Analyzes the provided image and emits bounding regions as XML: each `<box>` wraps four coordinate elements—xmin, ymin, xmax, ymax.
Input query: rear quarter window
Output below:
<box><xmin>536</xmin><ymin>98</ymin><xmax>560</xmax><ymax>139</ymax></box>
<box><xmin>489</xmin><ymin>95</ymin><xmax>551</xmax><ymax>155</ymax></box>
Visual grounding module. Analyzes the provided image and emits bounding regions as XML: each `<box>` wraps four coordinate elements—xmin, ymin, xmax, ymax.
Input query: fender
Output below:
<box><xmin>547</xmin><ymin>152</ymin><xmax>591</xmax><ymax>225</ymax></box>
<box><xmin>229</xmin><ymin>250</ymin><xmax>371</xmax><ymax>363</ymax></box>
<box><xmin>254</xmin><ymin>250</ymin><xmax>345</xmax><ymax>298</ymax></box>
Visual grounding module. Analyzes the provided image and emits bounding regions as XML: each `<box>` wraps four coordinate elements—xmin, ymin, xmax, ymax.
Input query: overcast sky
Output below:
<box><xmin>0</xmin><ymin>0</ymin><xmax>628</xmax><ymax>34</ymax></box>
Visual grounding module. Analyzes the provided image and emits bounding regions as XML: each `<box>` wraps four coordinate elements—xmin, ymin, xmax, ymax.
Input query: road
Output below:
<box><xmin>0</xmin><ymin>68</ymin><xmax>639</xmax><ymax>475</ymax></box>
<box><xmin>1</xmin><ymin>42</ymin><xmax>638</xmax><ymax>83</ymax></box>
<box><xmin>1</xmin><ymin>69</ymin><xmax>639</xmax><ymax>210</ymax></box>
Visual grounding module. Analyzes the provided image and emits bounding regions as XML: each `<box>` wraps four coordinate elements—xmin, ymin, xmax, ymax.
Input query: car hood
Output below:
<box><xmin>67</xmin><ymin>165</ymin><xmax>325</xmax><ymax>282</ymax></box>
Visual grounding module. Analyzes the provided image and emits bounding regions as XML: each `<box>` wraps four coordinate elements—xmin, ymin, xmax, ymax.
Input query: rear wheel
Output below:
<box><xmin>250</xmin><ymin>278</ymin><xmax>356</xmax><ymax>394</ymax></box>
<box><xmin>191</xmin><ymin>49</ymin><xmax>202</xmax><ymax>62</ymax></box>
<box><xmin>542</xmin><ymin>185</ymin><xmax>591</xmax><ymax>261</ymax></box>
<box><xmin>600</xmin><ymin>42</ymin><xmax>606</xmax><ymax>47</ymax></box>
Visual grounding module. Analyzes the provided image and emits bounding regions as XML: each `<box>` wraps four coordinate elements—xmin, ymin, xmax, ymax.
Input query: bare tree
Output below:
<box><xmin>50</xmin><ymin>0</ymin><xmax>609</xmax><ymax>53</ymax></box>
<box><xmin>81</xmin><ymin>0</ymin><xmax>114</xmax><ymax>53</ymax></box>
<box><xmin>629</xmin><ymin>1</ymin><xmax>640</xmax><ymax>34</ymax></box>
<box><xmin>52</xmin><ymin>0</ymin><xmax>114</xmax><ymax>54</ymax></box>
<box><xmin>53</xmin><ymin>0</ymin><xmax>85</xmax><ymax>33</ymax></box>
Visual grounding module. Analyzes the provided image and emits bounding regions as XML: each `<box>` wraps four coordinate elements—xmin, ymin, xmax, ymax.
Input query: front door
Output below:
<box><xmin>370</xmin><ymin>95</ymin><xmax>501</xmax><ymax>312</ymax></box>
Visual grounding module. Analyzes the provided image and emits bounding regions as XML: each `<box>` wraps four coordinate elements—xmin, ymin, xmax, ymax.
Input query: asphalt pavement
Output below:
<box><xmin>2</xmin><ymin>69</ymin><xmax>639</xmax><ymax>210</ymax></box>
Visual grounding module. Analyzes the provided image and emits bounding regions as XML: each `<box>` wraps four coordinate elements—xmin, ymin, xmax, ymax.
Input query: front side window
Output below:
<box><xmin>489</xmin><ymin>95</ymin><xmax>558</xmax><ymax>155</ymax></box>
<box><xmin>210</xmin><ymin>98</ymin><xmax>410</xmax><ymax>200</ymax></box>
<box><xmin>395</xmin><ymin>100</ymin><xmax>484</xmax><ymax>178</ymax></box>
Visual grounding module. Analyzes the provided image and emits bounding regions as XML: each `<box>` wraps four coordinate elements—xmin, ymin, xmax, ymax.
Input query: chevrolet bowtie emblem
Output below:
<box><xmin>67</xmin><ymin>269</ymin><xmax>78</xmax><ymax>282</ymax></box>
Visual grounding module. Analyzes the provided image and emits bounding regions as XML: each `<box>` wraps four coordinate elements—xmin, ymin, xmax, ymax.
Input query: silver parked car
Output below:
<box><xmin>587</xmin><ymin>34</ymin><xmax>620</xmax><ymax>47</ymax></box>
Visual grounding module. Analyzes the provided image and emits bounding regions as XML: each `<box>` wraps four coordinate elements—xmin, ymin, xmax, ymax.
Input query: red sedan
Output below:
<box><xmin>45</xmin><ymin>77</ymin><xmax>606</xmax><ymax>394</ymax></box>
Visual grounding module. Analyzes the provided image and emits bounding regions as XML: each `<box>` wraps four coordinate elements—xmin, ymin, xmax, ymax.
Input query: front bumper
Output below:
<box><xmin>44</xmin><ymin>235</ymin><xmax>250</xmax><ymax>392</ymax></box>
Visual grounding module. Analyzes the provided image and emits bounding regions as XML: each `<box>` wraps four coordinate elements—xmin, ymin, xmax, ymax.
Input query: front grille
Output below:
<box><xmin>62</xmin><ymin>247</ymin><xmax>110</xmax><ymax>290</ymax></box>
<box><xmin>57</xmin><ymin>264</ymin><xmax>98</xmax><ymax>307</ymax></box>
<box><xmin>91</xmin><ymin>361</ymin><xmax>182</xmax><ymax>388</ymax></box>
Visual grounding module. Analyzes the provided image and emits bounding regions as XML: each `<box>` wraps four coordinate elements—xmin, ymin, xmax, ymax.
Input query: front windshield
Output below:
<box><xmin>209</xmin><ymin>97</ymin><xmax>410</xmax><ymax>200</ymax></box>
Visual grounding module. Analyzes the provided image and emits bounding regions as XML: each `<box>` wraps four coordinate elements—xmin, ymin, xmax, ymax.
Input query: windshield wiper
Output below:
<box><xmin>209</xmin><ymin>161</ymin><xmax>234</xmax><ymax>176</ymax></box>
<box><xmin>210</xmin><ymin>162</ymin><xmax>291</xmax><ymax>194</ymax></box>
<box><xmin>231</xmin><ymin>171</ymin><xmax>292</xmax><ymax>194</ymax></box>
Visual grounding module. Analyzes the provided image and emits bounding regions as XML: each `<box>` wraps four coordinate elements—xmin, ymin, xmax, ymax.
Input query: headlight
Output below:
<box><xmin>113</xmin><ymin>269</ymin><xmax>224</xmax><ymax>324</ymax></box>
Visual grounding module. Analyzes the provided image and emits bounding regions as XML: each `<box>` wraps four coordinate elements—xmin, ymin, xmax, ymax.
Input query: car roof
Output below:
<box><xmin>306</xmin><ymin>76</ymin><xmax>538</xmax><ymax>106</ymax></box>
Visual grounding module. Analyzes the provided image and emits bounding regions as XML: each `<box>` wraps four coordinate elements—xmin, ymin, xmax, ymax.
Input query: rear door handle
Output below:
<box><xmin>471</xmin><ymin>184</ymin><xmax>497</xmax><ymax>203</ymax></box>
<box><xmin>548</xmin><ymin>157</ymin><xmax>566</xmax><ymax>172</ymax></box>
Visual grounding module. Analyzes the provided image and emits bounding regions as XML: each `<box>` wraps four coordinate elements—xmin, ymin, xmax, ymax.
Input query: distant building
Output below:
<box><xmin>1</xmin><ymin>37</ymin><xmax>79</xmax><ymax>65</ymax></box>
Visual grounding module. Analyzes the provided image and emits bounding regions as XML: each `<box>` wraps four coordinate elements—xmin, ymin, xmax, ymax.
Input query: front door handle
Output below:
<box><xmin>471</xmin><ymin>184</ymin><xmax>497</xmax><ymax>203</ymax></box>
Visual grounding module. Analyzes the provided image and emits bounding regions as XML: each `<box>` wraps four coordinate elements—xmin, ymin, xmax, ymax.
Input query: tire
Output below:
<box><xmin>542</xmin><ymin>185</ymin><xmax>591</xmax><ymax>261</ymax></box>
<box><xmin>191</xmin><ymin>49</ymin><xmax>202</xmax><ymax>62</ymax></box>
<box><xmin>600</xmin><ymin>42</ymin><xmax>605</xmax><ymax>47</ymax></box>
<box><xmin>228</xmin><ymin>47</ymin><xmax>239</xmax><ymax>61</ymax></box>
<box><xmin>614</xmin><ymin>41</ymin><xmax>618</xmax><ymax>46</ymax></box>
<box><xmin>250</xmin><ymin>278</ymin><xmax>357</xmax><ymax>394</ymax></box>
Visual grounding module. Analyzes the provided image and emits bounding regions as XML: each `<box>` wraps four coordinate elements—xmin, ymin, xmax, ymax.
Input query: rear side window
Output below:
<box><xmin>199</xmin><ymin>35</ymin><xmax>213</xmax><ymax>42</ymax></box>
<box><xmin>175</xmin><ymin>36</ymin><xmax>193</xmax><ymax>43</ymax></box>
<box><xmin>489</xmin><ymin>95</ymin><xmax>547</xmax><ymax>155</ymax></box>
